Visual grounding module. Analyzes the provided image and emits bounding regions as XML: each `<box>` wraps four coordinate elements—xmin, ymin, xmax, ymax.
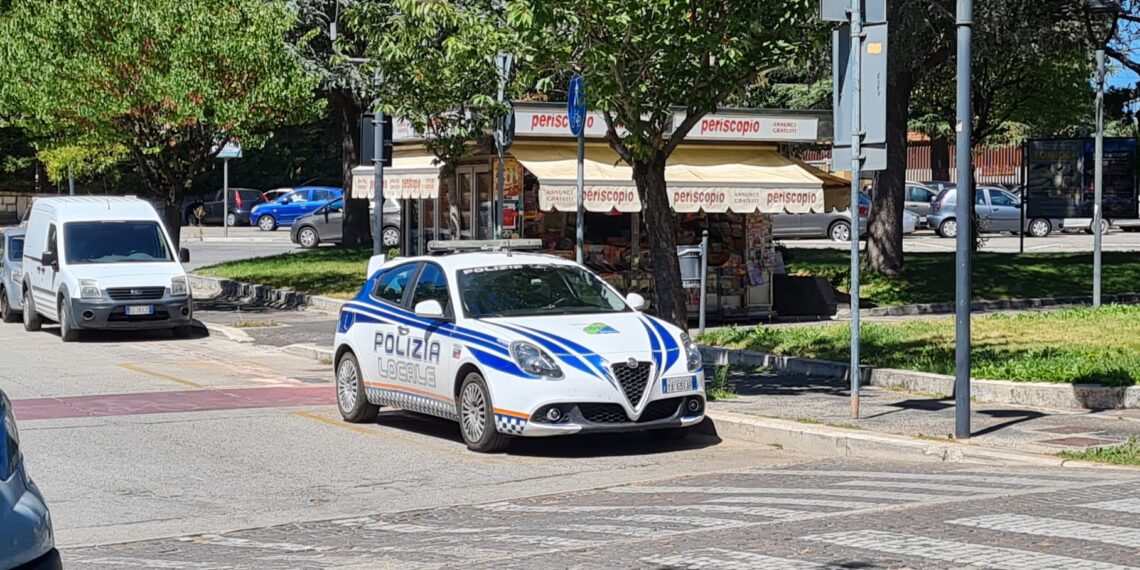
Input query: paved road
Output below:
<box><xmin>179</xmin><ymin>225</ymin><xmax>297</xmax><ymax>271</ymax></box>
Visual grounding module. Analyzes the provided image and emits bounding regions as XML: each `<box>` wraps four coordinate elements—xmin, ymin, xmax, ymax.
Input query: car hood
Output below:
<box><xmin>67</xmin><ymin>263</ymin><xmax>186</xmax><ymax>287</ymax></box>
<box><xmin>471</xmin><ymin>312</ymin><xmax>685</xmax><ymax>359</ymax></box>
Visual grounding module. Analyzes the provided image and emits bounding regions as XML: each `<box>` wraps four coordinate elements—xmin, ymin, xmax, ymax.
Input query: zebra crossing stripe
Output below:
<box><xmin>746</xmin><ymin>469</ymin><xmax>1080</xmax><ymax>487</ymax></box>
<box><xmin>555</xmin><ymin>524</ymin><xmax>661</xmax><ymax>538</ymax></box>
<box><xmin>641</xmin><ymin>548</ymin><xmax>838</xmax><ymax>570</ymax></box>
<box><xmin>802</xmin><ymin>530</ymin><xmax>1139</xmax><ymax>570</ymax></box>
<box><xmin>1086</xmin><ymin>498</ymin><xmax>1140</xmax><ymax>514</ymax></box>
<box><xmin>947</xmin><ymin>513</ymin><xmax>1140</xmax><ymax>548</ymax></box>
<box><xmin>703</xmin><ymin>496</ymin><xmax>882</xmax><ymax>509</ymax></box>
<box><xmin>831</xmin><ymin>480</ymin><xmax>1004</xmax><ymax>494</ymax></box>
<box><xmin>610</xmin><ymin>514</ymin><xmax>747</xmax><ymax>528</ymax></box>
<box><xmin>476</xmin><ymin>501</ymin><xmax>807</xmax><ymax>519</ymax></box>
<box><xmin>610</xmin><ymin>486</ymin><xmax>953</xmax><ymax>502</ymax></box>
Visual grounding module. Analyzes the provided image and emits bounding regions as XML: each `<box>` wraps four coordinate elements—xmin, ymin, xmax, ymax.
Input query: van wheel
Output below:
<box><xmin>0</xmin><ymin>287</ymin><xmax>17</xmax><ymax>323</ymax></box>
<box><xmin>59</xmin><ymin>299</ymin><xmax>80</xmax><ymax>342</ymax></box>
<box><xmin>458</xmin><ymin>373</ymin><xmax>511</xmax><ymax>453</ymax></box>
<box><xmin>22</xmin><ymin>289</ymin><xmax>41</xmax><ymax>332</ymax></box>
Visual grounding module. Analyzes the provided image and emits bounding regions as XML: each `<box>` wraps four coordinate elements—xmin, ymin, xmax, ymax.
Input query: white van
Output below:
<box><xmin>20</xmin><ymin>197</ymin><xmax>193</xmax><ymax>341</ymax></box>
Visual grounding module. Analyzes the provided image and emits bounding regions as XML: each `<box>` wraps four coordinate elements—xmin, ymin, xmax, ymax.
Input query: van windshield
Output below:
<box><xmin>64</xmin><ymin>221</ymin><xmax>173</xmax><ymax>264</ymax></box>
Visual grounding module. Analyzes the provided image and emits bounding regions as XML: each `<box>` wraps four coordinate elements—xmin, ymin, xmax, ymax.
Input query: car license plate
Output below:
<box><xmin>126</xmin><ymin>305</ymin><xmax>154</xmax><ymax>316</ymax></box>
<box><xmin>663</xmin><ymin>376</ymin><xmax>696</xmax><ymax>394</ymax></box>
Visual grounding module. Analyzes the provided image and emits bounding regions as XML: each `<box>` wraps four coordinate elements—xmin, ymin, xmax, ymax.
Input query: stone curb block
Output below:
<box><xmin>701</xmin><ymin>346</ymin><xmax>1140</xmax><ymax>410</ymax></box>
<box><xmin>190</xmin><ymin>319</ymin><xmax>254</xmax><ymax>344</ymax></box>
<box><xmin>281</xmin><ymin>343</ymin><xmax>334</xmax><ymax>365</ymax></box>
<box><xmin>836</xmin><ymin>292</ymin><xmax>1140</xmax><ymax>318</ymax></box>
<box><xmin>189</xmin><ymin>274</ymin><xmax>347</xmax><ymax>313</ymax></box>
<box><xmin>705</xmin><ymin>410</ymin><xmax>1127</xmax><ymax>469</ymax></box>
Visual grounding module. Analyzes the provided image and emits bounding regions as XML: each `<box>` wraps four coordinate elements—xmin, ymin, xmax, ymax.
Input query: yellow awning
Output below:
<box><xmin>510</xmin><ymin>142</ymin><xmax>833</xmax><ymax>214</ymax></box>
<box><xmin>352</xmin><ymin>148</ymin><xmax>442</xmax><ymax>200</ymax></box>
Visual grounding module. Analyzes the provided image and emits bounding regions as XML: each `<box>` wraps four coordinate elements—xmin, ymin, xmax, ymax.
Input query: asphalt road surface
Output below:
<box><xmin>4</xmin><ymin>317</ymin><xmax>1139</xmax><ymax>569</ymax></box>
<box><xmin>178</xmin><ymin>225</ymin><xmax>296</xmax><ymax>271</ymax></box>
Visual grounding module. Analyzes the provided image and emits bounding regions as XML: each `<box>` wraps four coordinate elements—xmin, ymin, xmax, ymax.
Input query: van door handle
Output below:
<box><xmin>397</xmin><ymin>326</ymin><xmax>410</xmax><ymax>335</ymax></box>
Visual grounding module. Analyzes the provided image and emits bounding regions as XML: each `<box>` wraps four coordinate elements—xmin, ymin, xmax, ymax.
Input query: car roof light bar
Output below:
<box><xmin>427</xmin><ymin>239</ymin><xmax>543</xmax><ymax>256</ymax></box>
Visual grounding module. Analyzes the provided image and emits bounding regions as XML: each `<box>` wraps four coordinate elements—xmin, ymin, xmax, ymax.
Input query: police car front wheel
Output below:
<box><xmin>337</xmin><ymin>352</ymin><xmax>379</xmax><ymax>423</ymax></box>
<box><xmin>458</xmin><ymin>373</ymin><xmax>510</xmax><ymax>453</ymax></box>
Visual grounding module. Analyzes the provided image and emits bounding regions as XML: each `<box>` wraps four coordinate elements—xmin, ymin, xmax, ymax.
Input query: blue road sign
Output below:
<box><xmin>215</xmin><ymin>142</ymin><xmax>242</xmax><ymax>159</ymax></box>
<box><xmin>568</xmin><ymin>75</ymin><xmax>586</xmax><ymax>136</ymax></box>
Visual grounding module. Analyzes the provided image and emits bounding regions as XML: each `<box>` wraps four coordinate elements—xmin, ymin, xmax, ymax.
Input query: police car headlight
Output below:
<box><xmin>171</xmin><ymin>276</ymin><xmax>188</xmax><ymax>297</ymax></box>
<box><xmin>681</xmin><ymin>333</ymin><xmax>702</xmax><ymax>372</ymax></box>
<box><xmin>79</xmin><ymin>279</ymin><xmax>102</xmax><ymax>299</ymax></box>
<box><xmin>510</xmin><ymin>341</ymin><xmax>564</xmax><ymax>379</ymax></box>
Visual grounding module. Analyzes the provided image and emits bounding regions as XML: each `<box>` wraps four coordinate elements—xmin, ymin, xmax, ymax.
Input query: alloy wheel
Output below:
<box><xmin>461</xmin><ymin>382</ymin><xmax>487</xmax><ymax>443</ymax></box>
<box><xmin>336</xmin><ymin>358</ymin><xmax>359</xmax><ymax>414</ymax></box>
<box><xmin>382</xmin><ymin>227</ymin><xmax>400</xmax><ymax>248</ymax></box>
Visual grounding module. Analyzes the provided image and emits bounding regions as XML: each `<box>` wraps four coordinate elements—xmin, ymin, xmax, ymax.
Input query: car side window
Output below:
<box><xmin>327</xmin><ymin>201</ymin><xmax>344</xmax><ymax>214</ymax></box>
<box><xmin>989</xmin><ymin>191</ymin><xmax>1016</xmax><ymax>207</ymax></box>
<box><xmin>410</xmin><ymin>263</ymin><xmax>451</xmax><ymax>316</ymax></box>
<box><xmin>46</xmin><ymin>225</ymin><xmax>57</xmax><ymax>257</ymax></box>
<box><xmin>975</xmin><ymin>190</ymin><xmax>987</xmax><ymax>206</ymax></box>
<box><xmin>908</xmin><ymin>187</ymin><xmax>931</xmax><ymax>202</ymax></box>
<box><xmin>313</xmin><ymin>189</ymin><xmax>334</xmax><ymax>202</ymax></box>
<box><xmin>371</xmin><ymin>263</ymin><xmax>418</xmax><ymax>306</ymax></box>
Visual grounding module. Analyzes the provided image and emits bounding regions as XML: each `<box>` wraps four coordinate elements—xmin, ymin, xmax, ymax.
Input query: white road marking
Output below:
<box><xmin>642</xmin><ymin>548</ymin><xmax>837</xmax><ymax>570</ymax></box>
<box><xmin>803</xmin><ymin>530</ymin><xmax>1139</xmax><ymax>570</ymax></box>
<box><xmin>65</xmin><ymin>559</ymin><xmax>231</xmax><ymax>569</ymax></box>
<box><xmin>744</xmin><ymin>469</ymin><xmax>1080</xmax><ymax>487</ymax></box>
<box><xmin>480</xmin><ymin>533</ymin><xmax>598</xmax><ymax>549</ymax></box>
<box><xmin>555</xmin><ymin>524</ymin><xmax>661</xmax><ymax>538</ymax></box>
<box><xmin>179</xmin><ymin>534</ymin><xmax>326</xmax><ymax>552</ymax></box>
<box><xmin>1086</xmin><ymin>497</ymin><xmax>1140</xmax><ymax>514</ymax></box>
<box><xmin>703</xmin><ymin>496</ymin><xmax>881</xmax><ymax>509</ymax></box>
<box><xmin>475</xmin><ymin>501</ymin><xmax>807</xmax><ymax>518</ymax></box>
<box><xmin>610</xmin><ymin>486</ymin><xmax>951</xmax><ymax>502</ymax></box>
<box><xmin>831</xmin><ymin>480</ymin><xmax>1004</xmax><ymax>494</ymax></box>
<box><xmin>947</xmin><ymin>513</ymin><xmax>1140</xmax><ymax>548</ymax></box>
<box><xmin>610</xmin><ymin>514</ymin><xmax>747</xmax><ymax>528</ymax></box>
<box><xmin>331</xmin><ymin>519</ymin><xmax>510</xmax><ymax>535</ymax></box>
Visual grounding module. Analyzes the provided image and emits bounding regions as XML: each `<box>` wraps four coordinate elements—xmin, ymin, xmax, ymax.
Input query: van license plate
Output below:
<box><xmin>126</xmin><ymin>305</ymin><xmax>154</xmax><ymax>316</ymax></box>
<box><xmin>663</xmin><ymin>376</ymin><xmax>696</xmax><ymax>394</ymax></box>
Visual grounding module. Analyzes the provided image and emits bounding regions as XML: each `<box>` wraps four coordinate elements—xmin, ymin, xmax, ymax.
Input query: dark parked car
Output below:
<box><xmin>183</xmin><ymin>188</ymin><xmax>268</xmax><ymax>227</ymax></box>
<box><xmin>290</xmin><ymin>198</ymin><xmax>402</xmax><ymax>249</ymax></box>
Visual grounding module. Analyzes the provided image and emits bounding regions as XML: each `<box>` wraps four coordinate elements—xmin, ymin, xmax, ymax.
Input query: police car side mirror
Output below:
<box><xmin>626</xmin><ymin>292</ymin><xmax>647</xmax><ymax>311</ymax></box>
<box><xmin>414</xmin><ymin>299</ymin><xmax>445</xmax><ymax>319</ymax></box>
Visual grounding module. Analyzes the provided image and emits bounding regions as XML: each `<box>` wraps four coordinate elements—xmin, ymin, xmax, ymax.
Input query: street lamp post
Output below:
<box><xmin>1088</xmin><ymin>0</ymin><xmax>1121</xmax><ymax>308</ymax></box>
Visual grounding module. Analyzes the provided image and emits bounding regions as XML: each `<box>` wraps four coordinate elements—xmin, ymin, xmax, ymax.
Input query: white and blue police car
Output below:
<box><xmin>332</xmin><ymin>240</ymin><xmax>706</xmax><ymax>452</ymax></box>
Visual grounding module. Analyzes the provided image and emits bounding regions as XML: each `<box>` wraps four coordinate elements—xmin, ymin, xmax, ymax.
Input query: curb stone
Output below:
<box><xmin>281</xmin><ymin>343</ymin><xmax>334</xmax><ymax>365</ymax></box>
<box><xmin>189</xmin><ymin>274</ymin><xmax>346</xmax><ymax>312</ymax></box>
<box><xmin>702</xmin><ymin>346</ymin><xmax>1140</xmax><ymax>410</ymax></box>
<box><xmin>705</xmin><ymin>410</ymin><xmax>1134</xmax><ymax>469</ymax></box>
<box><xmin>835</xmin><ymin>292</ymin><xmax>1140</xmax><ymax>319</ymax></box>
<box><xmin>191</xmin><ymin>319</ymin><xmax>254</xmax><ymax>344</ymax></box>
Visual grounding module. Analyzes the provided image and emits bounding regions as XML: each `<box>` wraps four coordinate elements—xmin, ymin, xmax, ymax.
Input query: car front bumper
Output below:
<box><xmin>510</xmin><ymin>396</ymin><xmax>707</xmax><ymax>436</ymax></box>
<box><xmin>68</xmin><ymin>295</ymin><xmax>192</xmax><ymax>330</ymax></box>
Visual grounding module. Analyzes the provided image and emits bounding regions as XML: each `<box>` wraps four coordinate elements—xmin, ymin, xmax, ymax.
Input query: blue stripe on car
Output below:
<box><xmin>640</xmin><ymin>318</ymin><xmax>664</xmax><ymax>373</ymax></box>
<box><xmin>342</xmin><ymin>302</ymin><xmax>510</xmax><ymax>358</ymax></box>
<box><xmin>646</xmin><ymin>316</ymin><xmax>680</xmax><ymax>371</ymax></box>
<box><xmin>469</xmin><ymin>347</ymin><xmax>532</xmax><ymax>378</ymax></box>
<box><xmin>489</xmin><ymin>322</ymin><xmax>607</xmax><ymax>382</ymax></box>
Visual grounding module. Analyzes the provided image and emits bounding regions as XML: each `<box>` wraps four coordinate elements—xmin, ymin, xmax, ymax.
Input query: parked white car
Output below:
<box><xmin>332</xmin><ymin>241</ymin><xmax>707</xmax><ymax>452</ymax></box>
<box><xmin>21</xmin><ymin>197</ymin><xmax>194</xmax><ymax>341</ymax></box>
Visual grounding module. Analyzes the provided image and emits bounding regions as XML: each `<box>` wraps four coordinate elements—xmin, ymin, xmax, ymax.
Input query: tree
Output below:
<box><xmin>0</xmin><ymin>0</ymin><xmax>319</xmax><ymax>247</ymax></box>
<box><xmin>520</xmin><ymin>0</ymin><xmax>818</xmax><ymax>328</ymax></box>
<box><xmin>289</xmin><ymin>0</ymin><xmax>374</xmax><ymax>247</ymax></box>
<box><xmin>350</xmin><ymin>0</ymin><xmax>519</xmax><ymax>238</ymax></box>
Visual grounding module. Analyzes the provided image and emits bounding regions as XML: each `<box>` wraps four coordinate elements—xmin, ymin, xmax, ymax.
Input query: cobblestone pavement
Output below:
<box><xmin>65</xmin><ymin>460</ymin><xmax>1140</xmax><ymax>569</ymax></box>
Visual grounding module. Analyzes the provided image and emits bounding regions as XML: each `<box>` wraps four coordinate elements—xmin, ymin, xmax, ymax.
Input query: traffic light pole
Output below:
<box><xmin>848</xmin><ymin>0</ymin><xmax>863</xmax><ymax>419</ymax></box>
<box><xmin>1094</xmin><ymin>49</ymin><xmax>1105</xmax><ymax>307</ymax></box>
<box><xmin>373</xmin><ymin>110</ymin><xmax>385</xmax><ymax>256</ymax></box>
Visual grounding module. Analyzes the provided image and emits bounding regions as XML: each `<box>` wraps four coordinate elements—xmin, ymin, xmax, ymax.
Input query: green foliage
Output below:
<box><xmin>707</xmin><ymin>364</ymin><xmax>736</xmax><ymax>401</ymax></box>
<box><xmin>38</xmin><ymin>143</ymin><xmax>129</xmax><ymax>184</ymax></box>
<box><xmin>0</xmin><ymin>0</ymin><xmax>320</xmax><ymax>237</ymax></box>
<box><xmin>1059</xmin><ymin>437</ymin><xmax>1140</xmax><ymax>466</ymax></box>
<box><xmin>701</xmin><ymin>306</ymin><xmax>1140</xmax><ymax>387</ymax></box>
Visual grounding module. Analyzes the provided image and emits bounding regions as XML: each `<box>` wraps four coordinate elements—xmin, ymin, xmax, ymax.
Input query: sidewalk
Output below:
<box><xmin>708</xmin><ymin>368</ymin><xmax>1140</xmax><ymax>456</ymax></box>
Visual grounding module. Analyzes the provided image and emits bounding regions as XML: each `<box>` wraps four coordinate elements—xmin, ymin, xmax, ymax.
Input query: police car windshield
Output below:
<box><xmin>459</xmin><ymin>264</ymin><xmax>628</xmax><ymax>318</ymax></box>
<box><xmin>64</xmin><ymin>221</ymin><xmax>173</xmax><ymax>264</ymax></box>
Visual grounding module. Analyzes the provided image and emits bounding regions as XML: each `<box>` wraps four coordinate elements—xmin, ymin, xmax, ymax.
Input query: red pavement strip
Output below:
<box><xmin>12</xmin><ymin>386</ymin><xmax>335</xmax><ymax>421</ymax></box>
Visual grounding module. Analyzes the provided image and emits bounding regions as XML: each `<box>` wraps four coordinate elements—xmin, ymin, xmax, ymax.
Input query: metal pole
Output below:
<box><xmin>223</xmin><ymin>159</ymin><xmax>230</xmax><ymax>238</ymax></box>
<box><xmin>373</xmin><ymin>111</ymin><xmax>385</xmax><ymax>256</ymax></box>
<box><xmin>954</xmin><ymin>0</ymin><xmax>973</xmax><ymax>440</ymax></box>
<box><xmin>575</xmin><ymin>130</ymin><xmax>585</xmax><ymax>264</ymax></box>
<box><xmin>1094</xmin><ymin>49</ymin><xmax>1105</xmax><ymax>308</ymax></box>
<box><xmin>496</xmin><ymin>144</ymin><xmax>506</xmax><ymax>239</ymax></box>
<box><xmin>68</xmin><ymin>167</ymin><xmax>75</xmax><ymax>196</ymax></box>
<box><xmin>418</xmin><ymin>198</ymin><xmax>425</xmax><ymax>255</ymax></box>
<box><xmin>848</xmin><ymin>0</ymin><xmax>863</xmax><ymax>419</ymax></box>
<box><xmin>699</xmin><ymin>230</ymin><xmax>709</xmax><ymax>336</ymax></box>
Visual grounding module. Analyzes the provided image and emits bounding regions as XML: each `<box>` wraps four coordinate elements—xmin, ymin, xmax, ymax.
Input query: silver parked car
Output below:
<box><xmin>772</xmin><ymin>194</ymin><xmax>870</xmax><ymax>241</ymax></box>
<box><xmin>0</xmin><ymin>228</ymin><xmax>24</xmax><ymax>323</ymax></box>
<box><xmin>0</xmin><ymin>389</ymin><xmax>60</xmax><ymax>570</ymax></box>
<box><xmin>927</xmin><ymin>186</ymin><xmax>1058</xmax><ymax>238</ymax></box>
<box><xmin>290</xmin><ymin>198</ymin><xmax>402</xmax><ymax>249</ymax></box>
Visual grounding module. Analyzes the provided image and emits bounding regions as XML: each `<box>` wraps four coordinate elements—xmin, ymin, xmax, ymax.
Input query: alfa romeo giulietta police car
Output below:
<box><xmin>332</xmin><ymin>240</ymin><xmax>706</xmax><ymax>452</ymax></box>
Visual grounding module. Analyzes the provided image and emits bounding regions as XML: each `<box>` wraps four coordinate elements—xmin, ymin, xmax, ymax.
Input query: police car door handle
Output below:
<box><xmin>397</xmin><ymin>326</ymin><xmax>410</xmax><ymax>335</ymax></box>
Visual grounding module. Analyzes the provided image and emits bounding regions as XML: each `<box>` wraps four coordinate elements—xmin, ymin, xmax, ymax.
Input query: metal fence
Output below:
<box><xmin>803</xmin><ymin>142</ymin><xmax>1024</xmax><ymax>186</ymax></box>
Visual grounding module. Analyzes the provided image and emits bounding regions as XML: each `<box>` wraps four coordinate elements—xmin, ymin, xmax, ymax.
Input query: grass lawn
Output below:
<box><xmin>786</xmin><ymin>249</ymin><xmax>1140</xmax><ymax>307</ymax></box>
<box><xmin>1059</xmin><ymin>437</ymin><xmax>1140</xmax><ymax>466</ymax></box>
<box><xmin>700</xmin><ymin>305</ymin><xmax>1140</xmax><ymax>386</ymax></box>
<box><xmin>196</xmin><ymin>247</ymin><xmax>372</xmax><ymax>299</ymax></box>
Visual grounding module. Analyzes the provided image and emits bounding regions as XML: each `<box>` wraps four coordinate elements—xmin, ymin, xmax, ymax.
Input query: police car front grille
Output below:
<box><xmin>107</xmin><ymin>287</ymin><xmax>165</xmax><ymax>300</ymax></box>
<box><xmin>612</xmin><ymin>361</ymin><xmax>652</xmax><ymax>406</ymax></box>
<box><xmin>578</xmin><ymin>403</ymin><xmax>629</xmax><ymax>423</ymax></box>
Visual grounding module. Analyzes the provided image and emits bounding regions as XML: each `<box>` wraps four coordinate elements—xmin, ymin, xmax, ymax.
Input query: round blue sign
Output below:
<box><xmin>567</xmin><ymin>75</ymin><xmax>586</xmax><ymax>136</ymax></box>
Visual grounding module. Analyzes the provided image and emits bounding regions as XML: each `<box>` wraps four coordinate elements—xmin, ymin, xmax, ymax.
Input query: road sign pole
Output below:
<box><xmin>954</xmin><ymin>0</ymin><xmax>973</xmax><ymax>440</ymax></box>
<box><xmin>699</xmin><ymin>230</ymin><xmax>709</xmax><ymax>336</ymax></box>
<box><xmin>223</xmin><ymin>158</ymin><xmax>230</xmax><ymax>238</ymax></box>
<box><xmin>848</xmin><ymin>0</ymin><xmax>863</xmax><ymax>419</ymax></box>
<box><xmin>576</xmin><ymin>130</ymin><xmax>585</xmax><ymax>264</ymax></box>
<box><xmin>1094</xmin><ymin>49</ymin><xmax>1105</xmax><ymax>308</ymax></box>
<box><xmin>373</xmin><ymin>110</ymin><xmax>385</xmax><ymax>256</ymax></box>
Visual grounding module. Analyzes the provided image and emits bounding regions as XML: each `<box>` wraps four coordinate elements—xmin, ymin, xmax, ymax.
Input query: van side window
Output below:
<box><xmin>46</xmin><ymin>225</ymin><xmax>57</xmax><ymax>256</ymax></box>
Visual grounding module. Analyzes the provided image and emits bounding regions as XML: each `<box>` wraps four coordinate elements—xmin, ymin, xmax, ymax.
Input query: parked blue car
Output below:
<box><xmin>250</xmin><ymin>186</ymin><xmax>344</xmax><ymax>231</ymax></box>
<box><xmin>1</xmin><ymin>390</ymin><xmax>60</xmax><ymax>570</ymax></box>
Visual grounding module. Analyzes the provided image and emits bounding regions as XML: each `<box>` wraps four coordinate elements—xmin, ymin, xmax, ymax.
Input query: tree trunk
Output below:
<box><xmin>163</xmin><ymin>190</ymin><xmax>184</xmax><ymax>251</ymax></box>
<box><xmin>930</xmin><ymin>136</ymin><xmax>950</xmax><ymax>181</ymax></box>
<box><xmin>337</xmin><ymin>94</ymin><xmax>371</xmax><ymax>247</ymax></box>
<box><xmin>632</xmin><ymin>156</ymin><xmax>686</xmax><ymax>329</ymax></box>
<box><xmin>866</xmin><ymin>70</ymin><xmax>914</xmax><ymax>277</ymax></box>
